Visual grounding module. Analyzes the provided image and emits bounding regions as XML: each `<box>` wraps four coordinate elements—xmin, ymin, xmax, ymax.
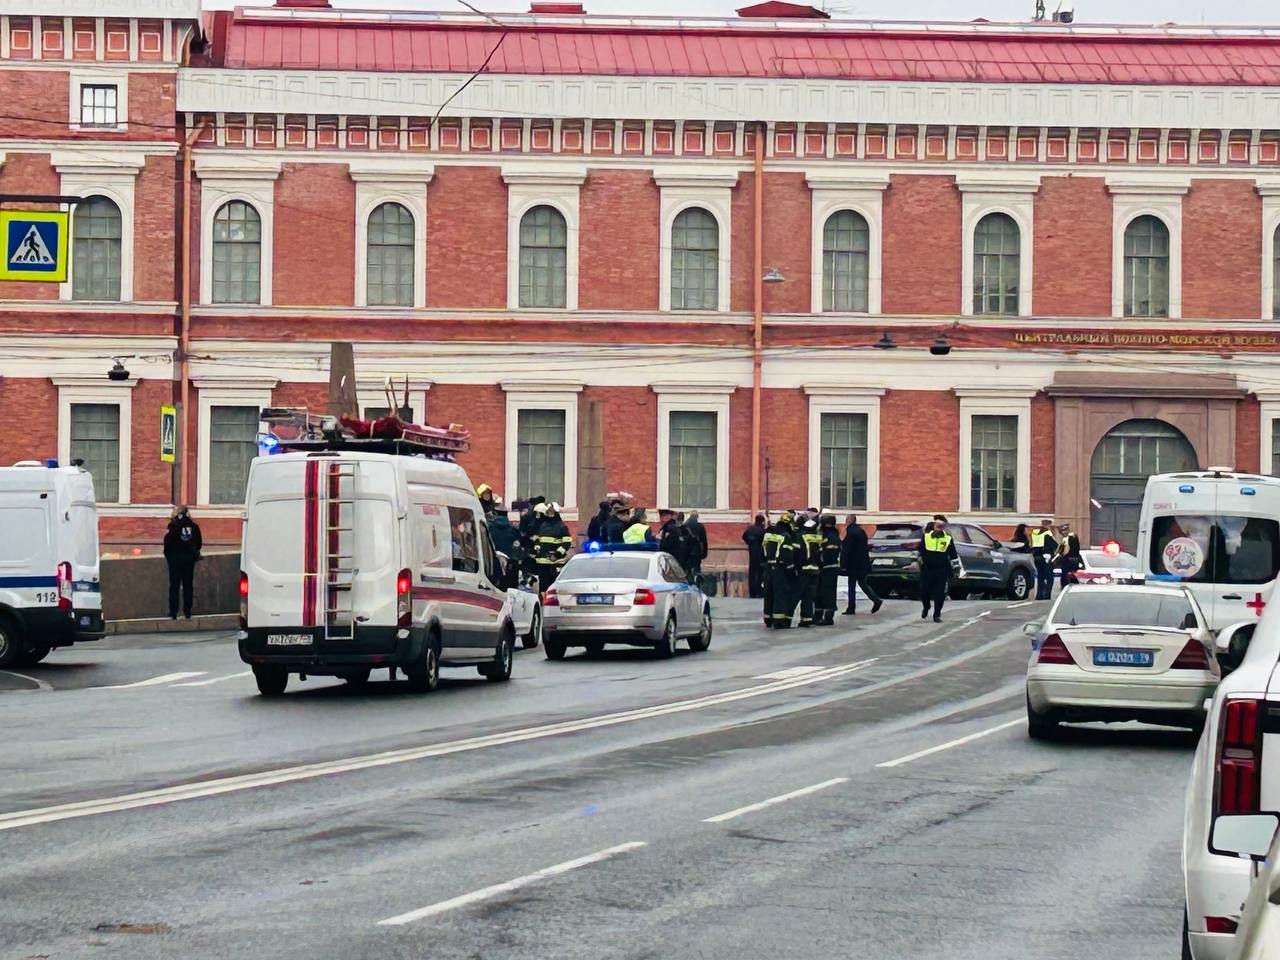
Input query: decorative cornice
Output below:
<box><xmin>805</xmin><ymin>171</ymin><xmax>890</xmax><ymax>192</ymax></box>
<box><xmin>953</xmin><ymin>171</ymin><xmax>1043</xmax><ymax>194</ymax></box>
<box><xmin>348</xmin><ymin>159</ymin><xmax>435</xmax><ymax>184</ymax></box>
<box><xmin>1106</xmin><ymin>174</ymin><xmax>1193</xmax><ymax>197</ymax></box>
<box><xmin>501</xmin><ymin>164</ymin><xmax>588</xmax><ymax>187</ymax></box>
<box><xmin>652</xmin><ymin>168</ymin><xmax>739</xmax><ymax>190</ymax></box>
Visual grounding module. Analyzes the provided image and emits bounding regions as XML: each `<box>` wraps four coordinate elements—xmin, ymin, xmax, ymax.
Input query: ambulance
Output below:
<box><xmin>0</xmin><ymin>460</ymin><xmax>104</xmax><ymax>667</ymax></box>
<box><xmin>1135</xmin><ymin>469</ymin><xmax>1280</xmax><ymax>632</ymax></box>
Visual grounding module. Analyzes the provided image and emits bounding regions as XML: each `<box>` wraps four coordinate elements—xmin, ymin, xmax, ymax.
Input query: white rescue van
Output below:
<box><xmin>1135</xmin><ymin>470</ymin><xmax>1280</xmax><ymax>632</ymax></box>
<box><xmin>239</xmin><ymin>443</ymin><xmax>521</xmax><ymax>697</ymax></box>
<box><xmin>0</xmin><ymin>461</ymin><xmax>104</xmax><ymax>667</ymax></box>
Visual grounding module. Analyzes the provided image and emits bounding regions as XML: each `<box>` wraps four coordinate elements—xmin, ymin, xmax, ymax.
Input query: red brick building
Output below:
<box><xmin>5</xmin><ymin>0</ymin><xmax>1280</xmax><ymax>561</ymax></box>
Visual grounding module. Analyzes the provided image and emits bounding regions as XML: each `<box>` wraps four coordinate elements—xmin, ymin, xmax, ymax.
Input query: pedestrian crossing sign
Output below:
<box><xmin>160</xmin><ymin>404</ymin><xmax>178</xmax><ymax>464</ymax></box>
<box><xmin>0</xmin><ymin>211</ymin><xmax>69</xmax><ymax>282</ymax></box>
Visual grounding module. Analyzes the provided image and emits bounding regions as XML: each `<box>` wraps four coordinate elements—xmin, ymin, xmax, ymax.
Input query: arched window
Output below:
<box><xmin>1123</xmin><ymin>215</ymin><xmax>1170</xmax><ymax>318</ymax></box>
<box><xmin>72</xmin><ymin>196</ymin><xmax>122</xmax><ymax>301</ymax></box>
<box><xmin>671</xmin><ymin>207</ymin><xmax>719</xmax><ymax>311</ymax></box>
<box><xmin>518</xmin><ymin>205</ymin><xmax>567</xmax><ymax>308</ymax></box>
<box><xmin>211</xmin><ymin>200</ymin><xmax>262</xmax><ymax>304</ymax></box>
<box><xmin>973</xmin><ymin>212</ymin><xmax>1020</xmax><ymax>316</ymax></box>
<box><xmin>366</xmin><ymin>202</ymin><xmax>414</xmax><ymax>307</ymax></box>
<box><xmin>1273</xmin><ymin>224</ymin><xmax>1280</xmax><ymax>319</ymax></box>
<box><xmin>822</xmin><ymin>210</ymin><xmax>869</xmax><ymax>312</ymax></box>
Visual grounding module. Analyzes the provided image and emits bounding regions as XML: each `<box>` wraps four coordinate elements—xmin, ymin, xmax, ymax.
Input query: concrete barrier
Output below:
<box><xmin>100</xmin><ymin>551</ymin><xmax>241</xmax><ymax>621</ymax></box>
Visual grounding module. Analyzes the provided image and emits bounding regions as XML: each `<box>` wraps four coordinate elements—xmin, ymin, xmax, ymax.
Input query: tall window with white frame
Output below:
<box><xmin>71</xmin><ymin>196</ymin><xmax>122</xmax><ymax>301</ymax></box>
<box><xmin>819</xmin><ymin>412</ymin><xmax>868</xmax><ymax>510</ymax></box>
<box><xmin>79</xmin><ymin>84</ymin><xmax>118</xmax><ymax>127</ymax></box>
<box><xmin>668</xmin><ymin>411</ymin><xmax>717</xmax><ymax>509</ymax></box>
<box><xmin>822</xmin><ymin>210</ymin><xmax>870</xmax><ymax>312</ymax></box>
<box><xmin>211</xmin><ymin>201</ymin><xmax>262</xmax><ymax>304</ymax></box>
<box><xmin>366</xmin><ymin>202</ymin><xmax>414</xmax><ymax>307</ymax></box>
<box><xmin>516</xmin><ymin>409</ymin><xmax>566</xmax><ymax>505</ymax></box>
<box><xmin>671</xmin><ymin>208</ymin><xmax>719</xmax><ymax>311</ymax></box>
<box><xmin>973</xmin><ymin>212</ymin><xmax>1020</xmax><ymax>316</ymax></box>
<box><xmin>70</xmin><ymin>403</ymin><xmax>120</xmax><ymax>503</ymax></box>
<box><xmin>518</xmin><ymin>206</ymin><xmax>567</xmax><ymax>308</ymax></box>
<box><xmin>970</xmin><ymin>414</ymin><xmax>1017</xmax><ymax>512</ymax></box>
<box><xmin>1123</xmin><ymin>215</ymin><xmax>1170</xmax><ymax>318</ymax></box>
<box><xmin>209</xmin><ymin>406</ymin><xmax>260</xmax><ymax>504</ymax></box>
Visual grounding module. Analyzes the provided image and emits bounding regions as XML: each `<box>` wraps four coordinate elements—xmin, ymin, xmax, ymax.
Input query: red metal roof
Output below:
<box><xmin>203</xmin><ymin>8</ymin><xmax>1280</xmax><ymax>85</ymax></box>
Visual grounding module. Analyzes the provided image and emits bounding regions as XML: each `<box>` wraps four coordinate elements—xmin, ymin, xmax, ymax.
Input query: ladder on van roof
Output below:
<box><xmin>323</xmin><ymin>460</ymin><xmax>359</xmax><ymax>641</ymax></box>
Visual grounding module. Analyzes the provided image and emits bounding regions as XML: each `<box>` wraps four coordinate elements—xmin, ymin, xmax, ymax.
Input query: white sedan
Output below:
<box><xmin>1024</xmin><ymin>583</ymin><xmax>1219</xmax><ymax>739</ymax></box>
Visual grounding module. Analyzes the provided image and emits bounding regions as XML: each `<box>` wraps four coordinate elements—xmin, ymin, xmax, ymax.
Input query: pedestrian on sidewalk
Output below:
<box><xmin>163</xmin><ymin>505</ymin><xmax>202</xmax><ymax>620</ymax></box>
<box><xmin>841</xmin><ymin>514</ymin><xmax>882</xmax><ymax>615</ymax></box>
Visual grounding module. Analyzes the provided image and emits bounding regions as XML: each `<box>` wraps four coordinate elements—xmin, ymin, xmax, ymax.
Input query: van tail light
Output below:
<box><xmin>1172</xmin><ymin>638</ymin><xmax>1211</xmax><ymax>670</ymax></box>
<box><xmin>56</xmin><ymin>561</ymin><xmax>73</xmax><ymax>611</ymax></box>
<box><xmin>397</xmin><ymin>568</ymin><xmax>412</xmax><ymax>628</ymax></box>
<box><xmin>1036</xmin><ymin>633</ymin><xmax>1075</xmax><ymax>665</ymax></box>
<box><xmin>238</xmin><ymin>571</ymin><xmax>248</xmax><ymax>630</ymax></box>
<box><xmin>633</xmin><ymin>587</ymin><xmax>656</xmax><ymax>606</ymax></box>
<box><xmin>543</xmin><ymin>588</ymin><xmax>559</xmax><ymax>607</ymax></box>
<box><xmin>1215</xmin><ymin>698</ymin><xmax>1262</xmax><ymax>815</ymax></box>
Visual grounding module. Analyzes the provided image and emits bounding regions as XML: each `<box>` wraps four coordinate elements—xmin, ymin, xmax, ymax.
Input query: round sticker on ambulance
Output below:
<box><xmin>1162</xmin><ymin>537</ymin><xmax>1205</xmax><ymax>578</ymax></box>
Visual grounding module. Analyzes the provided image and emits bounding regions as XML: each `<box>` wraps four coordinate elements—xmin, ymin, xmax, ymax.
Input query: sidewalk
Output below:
<box><xmin>106</xmin><ymin>614</ymin><xmax>238</xmax><ymax>635</ymax></box>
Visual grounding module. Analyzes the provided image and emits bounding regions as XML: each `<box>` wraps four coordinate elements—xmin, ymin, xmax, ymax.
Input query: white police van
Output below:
<box><xmin>1135</xmin><ymin>469</ymin><xmax>1280</xmax><ymax>632</ymax></box>
<box><xmin>0</xmin><ymin>461</ymin><xmax>104</xmax><ymax>667</ymax></box>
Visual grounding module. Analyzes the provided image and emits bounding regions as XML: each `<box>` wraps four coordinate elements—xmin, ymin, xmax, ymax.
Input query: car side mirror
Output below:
<box><xmin>1209</xmin><ymin>812</ymin><xmax>1280</xmax><ymax>861</ymax></box>
<box><xmin>1214</xmin><ymin>621</ymin><xmax>1257</xmax><ymax>675</ymax></box>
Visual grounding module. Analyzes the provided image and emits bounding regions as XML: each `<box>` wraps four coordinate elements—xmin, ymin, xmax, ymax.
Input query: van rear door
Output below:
<box><xmin>67</xmin><ymin>499</ymin><xmax>101</xmax><ymax>621</ymax></box>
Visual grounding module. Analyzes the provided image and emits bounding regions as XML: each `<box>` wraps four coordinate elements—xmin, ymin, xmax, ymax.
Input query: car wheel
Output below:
<box><xmin>949</xmin><ymin>585</ymin><xmax>969</xmax><ymax>601</ymax></box>
<box><xmin>1181</xmin><ymin>908</ymin><xmax>1193</xmax><ymax>960</ymax></box>
<box><xmin>655</xmin><ymin>615</ymin><xmax>677</xmax><ymax>659</ymax></box>
<box><xmin>14</xmin><ymin>643</ymin><xmax>52</xmax><ymax>667</ymax></box>
<box><xmin>688</xmin><ymin>606</ymin><xmax>712</xmax><ymax>653</ymax></box>
<box><xmin>480</xmin><ymin>629</ymin><xmax>515</xmax><ymax>682</ymax></box>
<box><xmin>1007</xmin><ymin>569</ymin><xmax>1032</xmax><ymax>601</ymax></box>
<box><xmin>1026</xmin><ymin>693</ymin><xmax>1059</xmax><ymax>741</ymax></box>
<box><xmin>0</xmin><ymin>617</ymin><xmax>23</xmax><ymax>669</ymax></box>
<box><xmin>584</xmin><ymin>640</ymin><xmax>604</xmax><ymax>657</ymax></box>
<box><xmin>544</xmin><ymin>636</ymin><xmax>566</xmax><ymax>661</ymax></box>
<box><xmin>522</xmin><ymin>609</ymin><xmax>542</xmax><ymax>650</ymax></box>
<box><xmin>1182</xmin><ymin>712</ymin><xmax>1207</xmax><ymax>738</ymax></box>
<box><xmin>406</xmin><ymin>637</ymin><xmax>440</xmax><ymax>693</ymax></box>
<box><xmin>253</xmin><ymin>665</ymin><xmax>289</xmax><ymax>698</ymax></box>
<box><xmin>343</xmin><ymin>669</ymin><xmax>371</xmax><ymax>689</ymax></box>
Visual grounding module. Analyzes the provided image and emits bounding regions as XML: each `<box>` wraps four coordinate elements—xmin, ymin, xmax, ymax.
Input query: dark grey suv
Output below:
<box><xmin>865</xmin><ymin>521</ymin><xmax>1034</xmax><ymax>601</ymax></box>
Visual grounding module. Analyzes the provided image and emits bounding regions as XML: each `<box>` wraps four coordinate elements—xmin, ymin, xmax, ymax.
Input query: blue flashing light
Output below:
<box><xmin>586</xmin><ymin>540</ymin><xmax>602</xmax><ymax>553</ymax></box>
<box><xmin>45</xmin><ymin>458</ymin><xmax>58</xmax><ymax>468</ymax></box>
<box><xmin>1178</xmin><ymin>484</ymin><xmax>1195</xmax><ymax>493</ymax></box>
<box><xmin>256</xmin><ymin>432</ymin><xmax>281</xmax><ymax>456</ymax></box>
<box><xmin>1241</xmin><ymin>487</ymin><xmax>1257</xmax><ymax>496</ymax></box>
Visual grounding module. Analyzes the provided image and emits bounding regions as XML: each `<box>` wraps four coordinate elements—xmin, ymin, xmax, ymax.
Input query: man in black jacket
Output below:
<box><xmin>741</xmin><ymin>514</ymin><xmax>766</xmax><ymax>599</ymax></box>
<box><xmin>163</xmin><ymin>505</ymin><xmax>203</xmax><ymax>619</ymax></box>
<box><xmin>840</xmin><ymin>514</ymin><xmax>882</xmax><ymax>615</ymax></box>
<box><xmin>684</xmin><ymin>510</ymin><xmax>708</xmax><ymax>585</ymax></box>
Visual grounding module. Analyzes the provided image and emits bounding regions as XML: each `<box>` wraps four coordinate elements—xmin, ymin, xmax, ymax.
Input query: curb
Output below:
<box><xmin>105</xmin><ymin>614</ymin><xmax>239</xmax><ymax>635</ymax></box>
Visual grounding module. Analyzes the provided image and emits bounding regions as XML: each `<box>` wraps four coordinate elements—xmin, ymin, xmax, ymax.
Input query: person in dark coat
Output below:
<box><xmin>918</xmin><ymin>516</ymin><xmax>959</xmax><ymax>623</ymax></box>
<box><xmin>684</xmin><ymin>510</ymin><xmax>709</xmax><ymax>585</ymax></box>
<box><xmin>742</xmin><ymin>514</ymin><xmax>766</xmax><ymax>599</ymax></box>
<box><xmin>815</xmin><ymin>513</ymin><xmax>842</xmax><ymax>625</ymax></box>
<box><xmin>1030</xmin><ymin>518</ymin><xmax>1059</xmax><ymax>600</ymax></box>
<box><xmin>658</xmin><ymin>509</ymin><xmax>694</xmax><ymax>572</ymax></box>
<box><xmin>586</xmin><ymin>501</ymin><xmax>610</xmax><ymax>543</ymax></box>
<box><xmin>1056</xmin><ymin>522</ymin><xmax>1083</xmax><ymax>589</ymax></box>
<box><xmin>163</xmin><ymin>505</ymin><xmax>203</xmax><ymax>619</ymax></box>
<box><xmin>841</xmin><ymin>515</ymin><xmax>882</xmax><ymax>615</ymax></box>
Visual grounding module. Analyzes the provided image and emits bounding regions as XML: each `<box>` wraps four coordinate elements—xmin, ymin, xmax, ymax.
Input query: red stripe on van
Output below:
<box><xmin>411</xmin><ymin>585</ymin><xmax>505</xmax><ymax>612</ymax></box>
<box><xmin>302</xmin><ymin>460</ymin><xmax>319</xmax><ymax>626</ymax></box>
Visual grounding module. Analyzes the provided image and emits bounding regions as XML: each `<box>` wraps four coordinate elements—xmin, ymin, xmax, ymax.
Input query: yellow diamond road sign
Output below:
<box><xmin>0</xmin><ymin>211</ymin><xmax>69</xmax><ymax>282</ymax></box>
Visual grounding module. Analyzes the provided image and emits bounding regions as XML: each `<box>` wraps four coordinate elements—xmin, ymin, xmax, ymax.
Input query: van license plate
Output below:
<box><xmin>267</xmin><ymin>634</ymin><xmax>312</xmax><ymax>646</ymax></box>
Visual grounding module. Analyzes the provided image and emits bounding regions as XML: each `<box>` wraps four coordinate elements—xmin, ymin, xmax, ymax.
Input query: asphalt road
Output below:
<box><xmin>0</xmin><ymin>596</ymin><xmax>1195</xmax><ymax>960</ymax></box>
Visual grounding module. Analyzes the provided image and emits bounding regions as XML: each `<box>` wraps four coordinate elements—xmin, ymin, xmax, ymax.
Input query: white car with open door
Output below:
<box><xmin>1183</xmin><ymin>608</ymin><xmax>1280</xmax><ymax>959</ymax></box>
<box><xmin>1025</xmin><ymin>583</ymin><xmax>1218</xmax><ymax>739</ymax></box>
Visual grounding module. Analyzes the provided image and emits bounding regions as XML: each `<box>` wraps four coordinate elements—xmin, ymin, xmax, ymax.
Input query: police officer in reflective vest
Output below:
<box><xmin>814</xmin><ymin>512</ymin><xmax>843</xmax><ymax>625</ymax></box>
<box><xmin>762</xmin><ymin>511</ymin><xmax>799</xmax><ymax>629</ymax></box>
<box><xmin>797</xmin><ymin>517</ymin><xmax>823</xmax><ymax>627</ymax></box>
<box><xmin>1030</xmin><ymin>518</ymin><xmax>1059</xmax><ymax>600</ymax></box>
<box><xmin>918</xmin><ymin>516</ymin><xmax>959</xmax><ymax>623</ymax></box>
<box><xmin>623</xmin><ymin>507</ymin><xmax>657</xmax><ymax>545</ymax></box>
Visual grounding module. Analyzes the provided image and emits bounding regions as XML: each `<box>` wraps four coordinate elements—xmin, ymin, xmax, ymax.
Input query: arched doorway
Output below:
<box><xmin>1090</xmin><ymin>419</ymin><xmax>1197</xmax><ymax>551</ymax></box>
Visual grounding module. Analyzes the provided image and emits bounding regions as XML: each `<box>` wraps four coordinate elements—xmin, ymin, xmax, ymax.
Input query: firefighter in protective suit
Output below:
<box><xmin>797</xmin><ymin>518</ymin><xmax>823</xmax><ymax>627</ymax></box>
<box><xmin>533</xmin><ymin>502</ymin><xmax>573</xmax><ymax>592</ymax></box>
<box><xmin>815</xmin><ymin>512</ymin><xmax>842</xmax><ymax>625</ymax></box>
<box><xmin>762</xmin><ymin>511</ymin><xmax>799</xmax><ymax>629</ymax></box>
